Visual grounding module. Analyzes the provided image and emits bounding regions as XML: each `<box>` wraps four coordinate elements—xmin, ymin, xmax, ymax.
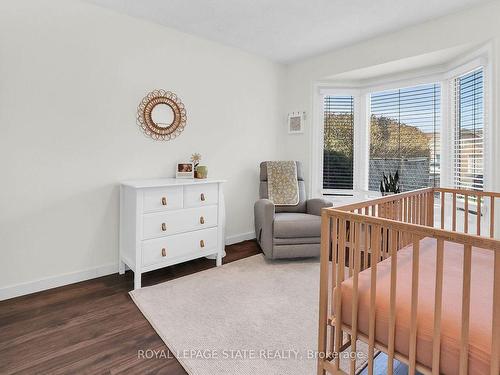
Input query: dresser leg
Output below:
<box><xmin>216</xmin><ymin>253</ymin><xmax>222</xmax><ymax>267</ymax></box>
<box><xmin>118</xmin><ymin>259</ymin><xmax>125</xmax><ymax>275</ymax></box>
<box><xmin>134</xmin><ymin>271</ymin><xmax>142</xmax><ymax>289</ymax></box>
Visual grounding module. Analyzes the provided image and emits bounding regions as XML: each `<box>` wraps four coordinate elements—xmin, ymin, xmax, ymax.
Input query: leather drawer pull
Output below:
<box><xmin>200</xmin><ymin>193</ymin><xmax>206</xmax><ymax>201</ymax></box>
<box><xmin>161</xmin><ymin>223</ymin><xmax>167</xmax><ymax>231</ymax></box>
<box><xmin>161</xmin><ymin>248</ymin><xmax>167</xmax><ymax>257</ymax></box>
<box><xmin>200</xmin><ymin>216</ymin><xmax>205</xmax><ymax>224</ymax></box>
<box><xmin>200</xmin><ymin>240</ymin><xmax>205</xmax><ymax>248</ymax></box>
<box><xmin>161</xmin><ymin>197</ymin><xmax>167</xmax><ymax>206</ymax></box>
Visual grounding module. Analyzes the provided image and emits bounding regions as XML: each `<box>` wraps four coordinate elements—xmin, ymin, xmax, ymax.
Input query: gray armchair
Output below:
<box><xmin>254</xmin><ymin>161</ymin><xmax>333</xmax><ymax>259</ymax></box>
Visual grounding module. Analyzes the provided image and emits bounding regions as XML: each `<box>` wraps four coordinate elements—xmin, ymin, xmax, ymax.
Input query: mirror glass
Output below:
<box><xmin>151</xmin><ymin>103</ymin><xmax>174</xmax><ymax>128</ymax></box>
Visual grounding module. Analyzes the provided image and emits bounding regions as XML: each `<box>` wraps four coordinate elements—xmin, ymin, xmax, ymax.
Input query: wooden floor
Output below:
<box><xmin>1</xmin><ymin>239</ymin><xmax>404</xmax><ymax>375</ymax></box>
<box><xmin>0</xmin><ymin>240</ymin><xmax>261</xmax><ymax>375</ymax></box>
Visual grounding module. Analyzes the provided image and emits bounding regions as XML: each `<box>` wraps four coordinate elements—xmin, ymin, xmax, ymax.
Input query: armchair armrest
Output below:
<box><xmin>306</xmin><ymin>198</ymin><xmax>333</xmax><ymax>216</ymax></box>
<box><xmin>254</xmin><ymin>199</ymin><xmax>275</xmax><ymax>257</ymax></box>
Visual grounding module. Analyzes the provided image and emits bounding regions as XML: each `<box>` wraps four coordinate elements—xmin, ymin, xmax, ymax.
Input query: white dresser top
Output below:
<box><xmin>121</xmin><ymin>178</ymin><xmax>226</xmax><ymax>189</ymax></box>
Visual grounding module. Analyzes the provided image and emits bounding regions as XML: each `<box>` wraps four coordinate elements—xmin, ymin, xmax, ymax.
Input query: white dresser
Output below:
<box><xmin>119</xmin><ymin>178</ymin><xmax>225</xmax><ymax>289</ymax></box>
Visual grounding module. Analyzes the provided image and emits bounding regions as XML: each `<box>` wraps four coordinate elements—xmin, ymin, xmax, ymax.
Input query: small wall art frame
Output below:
<box><xmin>176</xmin><ymin>162</ymin><xmax>194</xmax><ymax>179</ymax></box>
<box><xmin>287</xmin><ymin>112</ymin><xmax>305</xmax><ymax>134</ymax></box>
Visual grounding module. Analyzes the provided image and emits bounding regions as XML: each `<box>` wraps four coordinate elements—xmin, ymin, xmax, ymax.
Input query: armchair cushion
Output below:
<box><xmin>306</xmin><ymin>198</ymin><xmax>333</xmax><ymax>216</ymax></box>
<box><xmin>274</xmin><ymin>213</ymin><xmax>321</xmax><ymax>238</ymax></box>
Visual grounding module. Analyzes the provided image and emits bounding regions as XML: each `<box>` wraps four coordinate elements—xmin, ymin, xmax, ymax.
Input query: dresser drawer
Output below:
<box><xmin>183</xmin><ymin>183</ymin><xmax>218</xmax><ymax>208</ymax></box>
<box><xmin>142</xmin><ymin>205</ymin><xmax>218</xmax><ymax>240</ymax></box>
<box><xmin>143</xmin><ymin>186</ymin><xmax>183</xmax><ymax>212</ymax></box>
<box><xmin>142</xmin><ymin>227</ymin><xmax>218</xmax><ymax>267</ymax></box>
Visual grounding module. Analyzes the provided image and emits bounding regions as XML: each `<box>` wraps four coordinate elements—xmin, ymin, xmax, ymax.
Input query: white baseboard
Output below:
<box><xmin>0</xmin><ymin>262</ymin><xmax>118</xmax><ymax>302</ymax></box>
<box><xmin>225</xmin><ymin>231</ymin><xmax>255</xmax><ymax>245</ymax></box>
<box><xmin>0</xmin><ymin>232</ymin><xmax>256</xmax><ymax>301</ymax></box>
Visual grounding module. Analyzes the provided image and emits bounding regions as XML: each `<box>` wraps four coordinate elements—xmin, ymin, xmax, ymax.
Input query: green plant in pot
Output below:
<box><xmin>191</xmin><ymin>153</ymin><xmax>208</xmax><ymax>179</ymax></box>
<box><xmin>380</xmin><ymin>170</ymin><xmax>401</xmax><ymax>195</ymax></box>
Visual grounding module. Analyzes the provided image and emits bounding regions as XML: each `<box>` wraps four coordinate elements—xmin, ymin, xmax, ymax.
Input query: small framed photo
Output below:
<box><xmin>176</xmin><ymin>162</ymin><xmax>194</xmax><ymax>179</ymax></box>
<box><xmin>288</xmin><ymin>112</ymin><xmax>304</xmax><ymax>134</ymax></box>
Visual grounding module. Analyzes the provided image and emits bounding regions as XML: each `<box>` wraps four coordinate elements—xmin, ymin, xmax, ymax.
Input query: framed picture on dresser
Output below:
<box><xmin>176</xmin><ymin>162</ymin><xmax>194</xmax><ymax>178</ymax></box>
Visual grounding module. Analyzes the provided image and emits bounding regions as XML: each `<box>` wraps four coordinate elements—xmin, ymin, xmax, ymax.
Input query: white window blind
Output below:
<box><xmin>323</xmin><ymin>95</ymin><xmax>354</xmax><ymax>190</ymax></box>
<box><xmin>369</xmin><ymin>83</ymin><xmax>441</xmax><ymax>191</ymax></box>
<box><xmin>452</xmin><ymin>68</ymin><xmax>484</xmax><ymax>191</ymax></box>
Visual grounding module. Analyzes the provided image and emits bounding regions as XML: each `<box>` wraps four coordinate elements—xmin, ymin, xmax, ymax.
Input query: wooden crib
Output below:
<box><xmin>317</xmin><ymin>188</ymin><xmax>500</xmax><ymax>375</ymax></box>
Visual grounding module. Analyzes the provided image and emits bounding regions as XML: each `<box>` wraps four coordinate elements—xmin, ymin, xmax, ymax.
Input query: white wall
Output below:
<box><xmin>2</xmin><ymin>0</ymin><xmax>500</xmax><ymax>299</ymax></box>
<box><xmin>0</xmin><ymin>0</ymin><xmax>285</xmax><ymax>297</ymax></box>
<box><xmin>284</xmin><ymin>1</ymin><xmax>500</xmax><ymax>201</ymax></box>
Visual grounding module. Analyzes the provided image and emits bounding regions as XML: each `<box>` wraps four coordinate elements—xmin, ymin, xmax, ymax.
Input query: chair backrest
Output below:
<box><xmin>259</xmin><ymin>161</ymin><xmax>306</xmax><ymax>213</ymax></box>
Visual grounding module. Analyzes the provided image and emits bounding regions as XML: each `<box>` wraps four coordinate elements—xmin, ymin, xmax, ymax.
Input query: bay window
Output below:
<box><xmin>316</xmin><ymin>50</ymin><xmax>490</xmax><ymax>196</ymax></box>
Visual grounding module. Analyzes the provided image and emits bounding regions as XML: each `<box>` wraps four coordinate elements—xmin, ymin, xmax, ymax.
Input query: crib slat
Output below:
<box><xmin>387</xmin><ymin>229</ymin><xmax>398</xmax><ymax>373</ymax></box>
<box><xmin>453</xmin><ymin>192</ymin><xmax>457</xmax><ymax>231</ymax></box>
<box><xmin>490</xmin><ymin>196</ymin><xmax>495</xmax><ymax>238</ymax></box>
<box><xmin>425</xmin><ymin>193</ymin><xmax>428</xmax><ymax>225</ymax></box>
<box><xmin>432</xmin><ymin>239</ymin><xmax>444</xmax><ymax>375</ymax></box>
<box><xmin>334</xmin><ymin>219</ymin><xmax>347</xmax><ymax>370</ymax></box>
<box><xmin>430</xmin><ymin>192</ymin><xmax>433</xmax><ymax>224</ymax></box>
<box><xmin>350</xmin><ymin>222</ymin><xmax>361</xmax><ymax>375</ymax></box>
<box><xmin>405</xmin><ymin>197</ymin><xmax>410</xmax><ymax>245</ymax></box>
<box><xmin>464</xmin><ymin>195</ymin><xmax>469</xmax><ymax>234</ymax></box>
<box><xmin>476</xmin><ymin>196</ymin><xmax>481</xmax><ymax>236</ymax></box>
<box><xmin>415</xmin><ymin>195</ymin><xmax>419</xmax><ymax>224</ymax></box>
<box><xmin>420</xmin><ymin>194</ymin><xmax>424</xmax><ymax>224</ymax></box>
<box><xmin>331</xmin><ymin>217</ymin><xmax>338</xmax><ymax>287</ymax></box>
<box><xmin>367</xmin><ymin>225</ymin><xmax>381</xmax><ymax>375</ymax></box>
<box><xmin>328</xmin><ymin>217</ymin><xmax>339</xmax><ymax>357</ymax></box>
<box><xmin>491</xmin><ymin>251</ymin><xmax>500</xmax><ymax>375</ymax></box>
<box><xmin>420</xmin><ymin>194</ymin><xmax>425</xmax><ymax>225</ymax></box>
<box><xmin>400</xmin><ymin>197</ymin><xmax>404</xmax><ymax>222</ymax></box>
<box><xmin>414</xmin><ymin>195</ymin><xmax>418</xmax><ymax>224</ymax></box>
<box><xmin>459</xmin><ymin>244</ymin><xmax>472</xmax><ymax>375</ymax></box>
<box><xmin>404</xmin><ymin>197</ymin><xmax>408</xmax><ymax>222</ymax></box>
<box><xmin>317</xmin><ymin>213</ymin><xmax>330</xmax><ymax>375</ymax></box>
<box><xmin>381</xmin><ymin>226</ymin><xmax>387</xmax><ymax>260</ymax></box>
<box><xmin>416</xmin><ymin>195</ymin><xmax>421</xmax><ymax>224</ymax></box>
<box><xmin>408</xmin><ymin>197</ymin><xmax>415</xmax><ymax>223</ymax></box>
<box><xmin>441</xmin><ymin>192</ymin><xmax>445</xmax><ymax>229</ymax></box>
<box><xmin>408</xmin><ymin>238</ymin><xmax>420</xmax><ymax>374</ymax></box>
<box><xmin>364</xmin><ymin>208</ymin><xmax>369</xmax><ymax>270</ymax></box>
<box><xmin>349</xmin><ymin>229</ymin><xmax>354</xmax><ymax>278</ymax></box>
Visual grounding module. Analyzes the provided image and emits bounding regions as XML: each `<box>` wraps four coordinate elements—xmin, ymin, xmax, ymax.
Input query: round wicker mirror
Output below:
<box><xmin>137</xmin><ymin>89</ymin><xmax>187</xmax><ymax>141</ymax></box>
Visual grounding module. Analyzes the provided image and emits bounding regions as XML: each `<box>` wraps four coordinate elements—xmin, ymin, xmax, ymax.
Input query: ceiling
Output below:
<box><xmin>326</xmin><ymin>43</ymin><xmax>479</xmax><ymax>83</ymax></box>
<box><xmin>88</xmin><ymin>0</ymin><xmax>489</xmax><ymax>63</ymax></box>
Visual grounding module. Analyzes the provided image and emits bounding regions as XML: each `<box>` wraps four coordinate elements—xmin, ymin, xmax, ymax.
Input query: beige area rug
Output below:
<box><xmin>130</xmin><ymin>255</ymin><xmax>368</xmax><ymax>374</ymax></box>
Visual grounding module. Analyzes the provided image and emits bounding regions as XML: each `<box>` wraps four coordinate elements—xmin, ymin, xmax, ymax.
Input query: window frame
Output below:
<box><xmin>443</xmin><ymin>55</ymin><xmax>492</xmax><ymax>192</ymax></box>
<box><xmin>313</xmin><ymin>87</ymin><xmax>362</xmax><ymax>196</ymax></box>
<box><xmin>366</xmin><ymin>81</ymin><xmax>442</xmax><ymax>192</ymax></box>
<box><xmin>312</xmin><ymin>46</ymin><xmax>492</xmax><ymax>198</ymax></box>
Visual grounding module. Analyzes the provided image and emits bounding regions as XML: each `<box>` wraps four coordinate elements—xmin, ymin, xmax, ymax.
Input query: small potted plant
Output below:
<box><xmin>379</xmin><ymin>170</ymin><xmax>401</xmax><ymax>195</ymax></box>
<box><xmin>191</xmin><ymin>153</ymin><xmax>208</xmax><ymax>179</ymax></box>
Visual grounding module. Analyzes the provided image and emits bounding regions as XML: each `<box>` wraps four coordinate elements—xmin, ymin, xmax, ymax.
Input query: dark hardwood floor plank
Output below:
<box><xmin>0</xmin><ymin>292</ymin><xmax>133</xmax><ymax>347</ymax></box>
<box><xmin>0</xmin><ymin>240</ymin><xmax>260</xmax><ymax>375</ymax></box>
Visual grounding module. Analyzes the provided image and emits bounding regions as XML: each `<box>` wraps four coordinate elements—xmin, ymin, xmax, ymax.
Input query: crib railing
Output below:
<box><xmin>435</xmin><ymin>187</ymin><xmax>500</xmax><ymax>238</ymax></box>
<box><xmin>317</xmin><ymin>188</ymin><xmax>500</xmax><ymax>375</ymax></box>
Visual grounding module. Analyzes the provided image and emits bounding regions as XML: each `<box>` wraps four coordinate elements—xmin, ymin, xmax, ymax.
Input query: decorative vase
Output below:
<box><xmin>196</xmin><ymin>165</ymin><xmax>208</xmax><ymax>179</ymax></box>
